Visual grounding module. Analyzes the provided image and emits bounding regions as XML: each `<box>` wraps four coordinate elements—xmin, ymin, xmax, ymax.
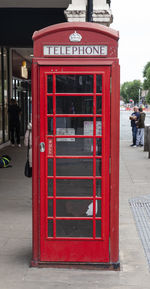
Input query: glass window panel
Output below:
<box><xmin>56</xmin><ymin>117</ymin><xmax>93</xmax><ymax>136</ymax></box>
<box><xmin>48</xmin><ymin>117</ymin><xmax>53</xmax><ymax>135</ymax></box>
<box><xmin>48</xmin><ymin>179</ymin><xmax>53</xmax><ymax>196</ymax></box>
<box><xmin>56</xmin><ymin>179</ymin><xmax>93</xmax><ymax>197</ymax></box>
<box><xmin>56</xmin><ymin>199</ymin><xmax>93</xmax><ymax>217</ymax></box>
<box><xmin>48</xmin><ymin>220</ymin><xmax>53</xmax><ymax>237</ymax></box>
<box><xmin>56</xmin><ymin>159</ymin><xmax>93</xmax><ymax>176</ymax></box>
<box><xmin>48</xmin><ymin>159</ymin><xmax>53</xmax><ymax>176</ymax></box>
<box><xmin>47</xmin><ymin>96</ymin><xmax>53</xmax><ymax>114</ymax></box>
<box><xmin>96</xmin><ymin>96</ymin><xmax>102</xmax><ymax>114</ymax></box>
<box><xmin>56</xmin><ymin>138</ymin><xmax>93</xmax><ymax>156</ymax></box>
<box><xmin>56</xmin><ymin>219</ymin><xmax>93</xmax><ymax>237</ymax></box>
<box><xmin>48</xmin><ymin>199</ymin><xmax>53</xmax><ymax>217</ymax></box>
<box><xmin>96</xmin><ymin>179</ymin><xmax>101</xmax><ymax>197</ymax></box>
<box><xmin>4</xmin><ymin>48</ymin><xmax>8</xmax><ymax>142</ymax></box>
<box><xmin>96</xmin><ymin>118</ymin><xmax>102</xmax><ymax>136</ymax></box>
<box><xmin>96</xmin><ymin>75</ymin><xmax>102</xmax><ymax>93</ymax></box>
<box><xmin>56</xmin><ymin>75</ymin><xmax>93</xmax><ymax>93</ymax></box>
<box><xmin>96</xmin><ymin>220</ymin><xmax>101</xmax><ymax>238</ymax></box>
<box><xmin>96</xmin><ymin>199</ymin><xmax>101</xmax><ymax>217</ymax></box>
<box><xmin>96</xmin><ymin>138</ymin><xmax>102</xmax><ymax>156</ymax></box>
<box><xmin>56</xmin><ymin>95</ymin><xmax>93</xmax><ymax>114</ymax></box>
<box><xmin>47</xmin><ymin>75</ymin><xmax>53</xmax><ymax>93</ymax></box>
<box><xmin>96</xmin><ymin>159</ymin><xmax>102</xmax><ymax>176</ymax></box>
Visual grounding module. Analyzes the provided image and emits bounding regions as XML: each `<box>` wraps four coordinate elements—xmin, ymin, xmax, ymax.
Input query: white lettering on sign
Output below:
<box><xmin>43</xmin><ymin>45</ymin><xmax>107</xmax><ymax>56</ymax></box>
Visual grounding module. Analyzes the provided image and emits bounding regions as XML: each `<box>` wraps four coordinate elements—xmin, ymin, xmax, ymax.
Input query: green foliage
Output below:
<box><xmin>143</xmin><ymin>62</ymin><xmax>150</xmax><ymax>103</ymax></box>
<box><xmin>120</xmin><ymin>80</ymin><xmax>142</xmax><ymax>104</ymax></box>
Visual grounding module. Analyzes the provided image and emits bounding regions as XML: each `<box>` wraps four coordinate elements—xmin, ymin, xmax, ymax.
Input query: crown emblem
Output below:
<box><xmin>69</xmin><ymin>31</ymin><xmax>82</xmax><ymax>42</ymax></box>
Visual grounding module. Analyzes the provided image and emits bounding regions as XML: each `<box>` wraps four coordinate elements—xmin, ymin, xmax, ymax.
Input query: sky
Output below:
<box><xmin>110</xmin><ymin>0</ymin><xmax>150</xmax><ymax>84</ymax></box>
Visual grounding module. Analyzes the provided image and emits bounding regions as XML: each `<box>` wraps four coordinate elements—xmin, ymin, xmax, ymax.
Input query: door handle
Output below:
<box><xmin>40</xmin><ymin>142</ymin><xmax>45</xmax><ymax>152</ymax></box>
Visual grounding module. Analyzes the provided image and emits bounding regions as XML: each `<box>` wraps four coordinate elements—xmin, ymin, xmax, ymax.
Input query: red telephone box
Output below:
<box><xmin>31</xmin><ymin>22</ymin><xmax>120</xmax><ymax>269</ymax></box>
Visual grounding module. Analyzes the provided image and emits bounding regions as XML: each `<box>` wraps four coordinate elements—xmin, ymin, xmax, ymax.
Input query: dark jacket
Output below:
<box><xmin>130</xmin><ymin>111</ymin><xmax>140</xmax><ymax>127</ymax></box>
<box><xmin>136</xmin><ymin>112</ymin><xmax>146</xmax><ymax>128</ymax></box>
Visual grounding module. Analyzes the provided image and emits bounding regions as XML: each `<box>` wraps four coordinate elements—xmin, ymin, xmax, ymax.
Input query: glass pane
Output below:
<box><xmin>48</xmin><ymin>199</ymin><xmax>53</xmax><ymax>217</ymax></box>
<box><xmin>96</xmin><ymin>138</ymin><xmax>102</xmax><ymax>156</ymax></box>
<box><xmin>48</xmin><ymin>159</ymin><xmax>53</xmax><ymax>176</ymax></box>
<box><xmin>48</xmin><ymin>179</ymin><xmax>53</xmax><ymax>196</ymax></box>
<box><xmin>48</xmin><ymin>220</ymin><xmax>53</xmax><ymax>237</ymax></box>
<box><xmin>56</xmin><ymin>159</ymin><xmax>93</xmax><ymax>176</ymax></box>
<box><xmin>56</xmin><ymin>138</ymin><xmax>93</xmax><ymax>156</ymax></box>
<box><xmin>96</xmin><ymin>75</ymin><xmax>102</xmax><ymax>93</ymax></box>
<box><xmin>47</xmin><ymin>96</ymin><xmax>53</xmax><ymax>114</ymax></box>
<box><xmin>96</xmin><ymin>220</ymin><xmax>101</xmax><ymax>238</ymax></box>
<box><xmin>48</xmin><ymin>117</ymin><xmax>53</xmax><ymax>135</ymax></box>
<box><xmin>56</xmin><ymin>219</ymin><xmax>93</xmax><ymax>237</ymax></box>
<box><xmin>56</xmin><ymin>117</ymin><xmax>93</xmax><ymax>135</ymax></box>
<box><xmin>56</xmin><ymin>179</ymin><xmax>93</xmax><ymax>197</ymax></box>
<box><xmin>96</xmin><ymin>199</ymin><xmax>101</xmax><ymax>217</ymax></box>
<box><xmin>96</xmin><ymin>118</ymin><xmax>102</xmax><ymax>136</ymax></box>
<box><xmin>56</xmin><ymin>75</ymin><xmax>93</xmax><ymax>93</ymax></box>
<box><xmin>96</xmin><ymin>96</ymin><xmax>102</xmax><ymax>114</ymax></box>
<box><xmin>96</xmin><ymin>159</ymin><xmax>102</xmax><ymax>176</ymax></box>
<box><xmin>56</xmin><ymin>199</ymin><xmax>93</xmax><ymax>217</ymax></box>
<box><xmin>4</xmin><ymin>48</ymin><xmax>8</xmax><ymax>142</ymax></box>
<box><xmin>47</xmin><ymin>75</ymin><xmax>53</xmax><ymax>93</ymax></box>
<box><xmin>96</xmin><ymin>179</ymin><xmax>101</xmax><ymax>197</ymax></box>
<box><xmin>56</xmin><ymin>95</ymin><xmax>93</xmax><ymax>114</ymax></box>
<box><xmin>0</xmin><ymin>48</ymin><xmax>2</xmax><ymax>144</ymax></box>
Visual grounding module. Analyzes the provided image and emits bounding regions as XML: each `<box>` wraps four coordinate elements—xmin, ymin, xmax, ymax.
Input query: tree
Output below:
<box><xmin>143</xmin><ymin>62</ymin><xmax>150</xmax><ymax>103</ymax></box>
<box><xmin>120</xmin><ymin>80</ymin><xmax>142</xmax><ymax>104</ymax></box>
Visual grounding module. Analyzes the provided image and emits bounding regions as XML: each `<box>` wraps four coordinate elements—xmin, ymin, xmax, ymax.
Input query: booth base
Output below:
<box><xmin>30</xmin><ymin>260</ymin><xmax>120</xmax><ymax>271</ymax></box>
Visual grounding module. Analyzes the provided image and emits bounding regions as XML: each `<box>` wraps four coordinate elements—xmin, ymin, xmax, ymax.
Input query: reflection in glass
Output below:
<box><xmin>48</xmin><ymin>117</ymin><xmax>53</xmax><ymax>135</ymax></box>
<box><xmin>96</xmin><ymin>179</ymin><xmax>101</xmax><ymax>197</ymax></box>
<box><xmin>56</xmin><ymin>219</ymin><xmax>93</xmax><ymax>237</ymax></box>
<box><xmin>56</xmin><ymin>179</ymin><xmax>93</xmax><ymax>197</ymax></box>
<box><xmin>96</xmin><ymin>75</ymin><xmax>102</xmax><ymax>93</ymax></box>
<box><xmin>96</xmin><ymin>118</ymin><xmax>102</xmax><ymax>136</ymax></box>
<box><xmin>56</xmin><ymin>138</ymin><xmax>93</xmax><ymax>156</ymax></box>
<box><xmin>56</xmin><ymin>199</ymin><xmax>93</xmax><ymax>217</ymax></box>
<box><xmin>96</xmin><ymin>159</ymin><xmax>102</xmax><ymax>176</ymax></box>
<box><xmin>96</xmin><ymin>96</ymin><xmax>102</xmax><ymax>114</ymax></box>
<box><xmin>96</xmin><ymin>199</ymin><xmax>101</xmax><ymax>217</ymax></box>
<box><xmin>48</xmin><ymin>159</ymin><xmax>53</xmax><ymax>176</ymax></box>
<box><xmin>47</xmin><ymin>96</ymin><xmax>53</xmax><ymax>114</ymax></box>
<box><xmin>4</xmin><ymin>48</ymin><xmax>8</xmax><ymax>142</ymax></box>
<box><xmin>48</xmin><ymin>179</ymin><xmax>53</xmax><ymax>196</ymax></box>
<box><xmin>48</xmin><ymin>199</ymin><xmax>53</xmax><ymax>217</ymax></box>
<box><xmin>56</xmin><ymin>75</ymin><xmax>93</xmax><ymax>93</ymax></box>
<box><xmin>56</xmin><ymin>117</ymin><xmax>93</xmax><ymax>135</ymax></box>
<box><xmin>47</xmin><ymin>75</ymin><xmax>53</xmax><ymax>93</ymax></box>
<box><xmin>0</xmin><ymin>49</ymin><xmax>2</xmax><ymax>144</ymax></box>
<box><xmin>56</xmin><ymin>159</ymin><xmax>93</xmax><ymax>176</ymax></box>
<box><xmin>56</xmin><ymin>95</ymin><xmax>93</xmax><ymax>114</ymax></box>
<box><xmin>48</xmin><ymin>220</ymin><xmax>53</xmax><ymax>237</ymax></box>
<box><xmin>96</xmin><ymin>138</ymin><xmax>102</xmax><ymax>155</ymax></box>
<box><xmin>96</xmin><ymin>220</ymin><xmax>101</xmax><ymax>238</ymax></box>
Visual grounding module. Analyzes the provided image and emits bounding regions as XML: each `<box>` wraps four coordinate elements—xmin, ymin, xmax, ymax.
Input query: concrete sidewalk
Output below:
<box><xmin>0</xmin><ymin>141</ymin><xmax>150</xmax><ymax>289</ymax></box>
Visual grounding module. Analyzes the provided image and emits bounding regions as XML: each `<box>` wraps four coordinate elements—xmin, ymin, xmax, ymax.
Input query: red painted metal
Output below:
<box><xmin>32</xmin><ymin>22</ymin><xmax>120</xmax><ymax>267</ymax></box>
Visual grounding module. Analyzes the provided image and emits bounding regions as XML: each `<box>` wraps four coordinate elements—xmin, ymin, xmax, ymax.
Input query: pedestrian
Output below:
<box><xmin>24</xmin><ymin>122</ymin><xmax>32</xmax><ymax>171</ymax></box>
<box><xmin>8</xmin><ymin>99</ymin><xmax>21</xmax><ymax>147</ymax></box>
<box><xmin>136</xmin><ymin>107</ymin><xmax>146</xmax><ymax>146</ymax></box>
<box><xmin>129</xmin><ymin>106</ymin><xmax>140</xmax><ymax>147</ymax></box>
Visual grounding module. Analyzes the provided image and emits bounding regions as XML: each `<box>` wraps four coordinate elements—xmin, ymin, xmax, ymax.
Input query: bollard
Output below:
<box><xmin>148</xmin><ymin>127</ymin><xmax>150</xmax><ymax>159</ymax></box>
<box><xmin>144</xmin><ymin>126</ymin><xmax>149</xmax><ymax>152</ymax></box>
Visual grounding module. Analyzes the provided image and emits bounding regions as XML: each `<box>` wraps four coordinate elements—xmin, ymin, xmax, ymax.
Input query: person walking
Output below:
<box><xmin>24</xmin><ymin>122</ymin><xmax>32</xmax><ymax>171</ymax></box>
<box><xmin>136</xmin><ymin>107</ymin><xmax>146</xmax><ymax>146</ymax></box>
<box><xmin>129</xmin><ymin>106</ymin><xmax>140</xmax><ymax>147</ymax></box>
<box><xmin>8</xmin><ymin>99</ymin><xmax>21</xmax><ymax>147</ymax></box>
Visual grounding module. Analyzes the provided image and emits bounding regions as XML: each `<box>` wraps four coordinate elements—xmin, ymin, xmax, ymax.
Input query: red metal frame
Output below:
<box><xmin>31</xmin><ymin>22</ymin><xmax>120</xmax><ymax>267</ymax></box>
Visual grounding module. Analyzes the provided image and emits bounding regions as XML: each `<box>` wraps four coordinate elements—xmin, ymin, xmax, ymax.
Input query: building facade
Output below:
<box><xmin>0</xmin><ymin>0</ymin><xmax>113</xmax><ymax>147</ymax></box>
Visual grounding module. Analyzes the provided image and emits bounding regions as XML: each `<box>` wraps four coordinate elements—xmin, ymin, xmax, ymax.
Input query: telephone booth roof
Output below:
<box><xmin>33</xmin><ymin>22</ymin><xmax>119</xmax><ymax>59</ymax></box>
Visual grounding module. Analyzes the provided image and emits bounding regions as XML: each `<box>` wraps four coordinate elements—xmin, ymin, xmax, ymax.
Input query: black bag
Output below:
<box><xmin>24</xmin><ymin>131</ymin><xmax>32</xmax><ymax>177</ymax></box>
<box><xmin>24</xmin><ymin>160</ymin><xmax>32</xmax><ymax>177</ymax></box>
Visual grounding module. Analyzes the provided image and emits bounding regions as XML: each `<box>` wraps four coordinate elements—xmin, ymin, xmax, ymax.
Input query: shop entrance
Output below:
<box><xmin>39</xmin><ymin>65</ymin><xmax>110</xmax><ymax>262</ymax></box>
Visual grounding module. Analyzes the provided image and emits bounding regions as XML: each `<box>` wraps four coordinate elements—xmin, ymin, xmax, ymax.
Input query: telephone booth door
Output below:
<box><xmin>39</xmin><ymin>65</ymin><xmax>110</xmax><ymax>263</ymax></box>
